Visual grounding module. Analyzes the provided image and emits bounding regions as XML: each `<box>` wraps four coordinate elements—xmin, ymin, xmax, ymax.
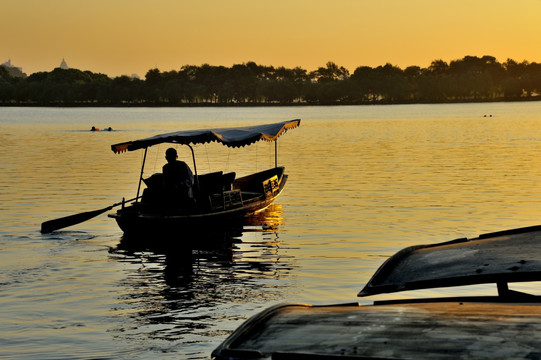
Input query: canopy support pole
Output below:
<box><xmin>136</xmin><ymin>147</ymin><xmax>148</xmax><ymax>202</ymax></box>
<box><xmin>275</xmin><ymin>140</ymin><xmax>278</xmax><ymax>168</ymax></box>
<box><xmin>187</xmin><ymin>144</ymin><xmax>199</xmax><ymax>193</ymax></box>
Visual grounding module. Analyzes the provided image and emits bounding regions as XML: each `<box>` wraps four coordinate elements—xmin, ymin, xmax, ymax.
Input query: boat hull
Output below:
<box><xmin>109</xmin><ymin>167</ymin><xmax>287</xmax><ymax>239</ymax></box>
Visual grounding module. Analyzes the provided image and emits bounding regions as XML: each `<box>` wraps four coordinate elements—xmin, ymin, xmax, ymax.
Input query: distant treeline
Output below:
<box><xmin>1</xmin><ymin>55</ymin><xmax>541</xmax><ymax>106</ymax></box>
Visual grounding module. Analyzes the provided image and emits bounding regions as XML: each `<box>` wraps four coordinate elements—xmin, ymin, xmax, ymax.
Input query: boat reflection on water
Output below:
<box><xmin>107</xmin><ymin>204</ymin><xmax>294</xmax><ymax>346</ymax></box>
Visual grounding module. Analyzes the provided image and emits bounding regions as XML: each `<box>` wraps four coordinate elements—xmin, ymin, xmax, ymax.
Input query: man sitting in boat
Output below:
<box><xmin>163</xmin><ymin>147</ymin><xmax>195</xmax><ymax>208</ymax></box>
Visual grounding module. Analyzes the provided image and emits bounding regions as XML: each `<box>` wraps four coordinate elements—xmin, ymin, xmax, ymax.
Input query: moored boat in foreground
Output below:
<box><xmin>108</xmin><ymin>119</ymin><xmax>300</xmax><ymax>237</ymax></box>
<box><xmin>212</xmin><ymin>225</ymin><xmax>541</xmax><ymax>359</ymax></box>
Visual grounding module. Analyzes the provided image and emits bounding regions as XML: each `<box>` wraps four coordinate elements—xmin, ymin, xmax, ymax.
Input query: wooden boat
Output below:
<box><xmin>107</xmin><ymin>119</ymin><xmax>300</xmax><ymax>237</ymax></box>
<box><xmin>212</xmin><ymin>225</ymin><xmax>541</xmax><ymax>359</ymax></box>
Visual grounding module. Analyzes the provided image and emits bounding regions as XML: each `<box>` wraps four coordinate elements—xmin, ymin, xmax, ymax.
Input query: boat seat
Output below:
<box><xmin>210</xmin><ymin>189</ymin><xmax>243</xmax><ymax>210</ymax></box>
<box><xmin>197</xmin><ymin>171</ymin><xmax>223</xmax><ymax>194</ymax></box>
<box><xmin>196</xmin><ymin>171</ymin><xmax>238</xmax><ymax>210</ymax></box>
<box><xmin>143</xmin><ymin>173</ymin><xmax>164</xmax><ymax>189</ymax></box>
<box><xmin>222</xmin><ymin>172</ymin><xmax>236</xmax><ymax>191</ymax></box>
<box><xmin>141</xmin><ymin>173</ymin><xmax>165</xmax><ymax>205</ymax></box>
<box><xmin>197</xmin><ymin>171</ymin><xmax>237</xmax><ymax>193</ymax></box>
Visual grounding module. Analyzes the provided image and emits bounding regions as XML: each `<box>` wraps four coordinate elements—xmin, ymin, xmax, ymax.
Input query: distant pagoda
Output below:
<box><xmin>1</xmin><ymin>59</ymin><xmax>27</xmax><ymax>78</ymax></box>
<box><xmin>59</xmin><ymin>58</ymin><xmax>69</xmax><ymax>70</ymax></box>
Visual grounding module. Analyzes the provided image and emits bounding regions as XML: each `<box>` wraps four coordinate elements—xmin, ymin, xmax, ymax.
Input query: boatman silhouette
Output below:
<box><xmin>162</xmin><ymin>147</ymin><xmax>194</xmax><ymax>208</ymax></box>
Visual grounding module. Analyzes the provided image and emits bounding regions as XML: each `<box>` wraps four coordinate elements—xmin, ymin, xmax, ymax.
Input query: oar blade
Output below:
<box><xmin>40</xmin><ymin>206</ymin><xmax>112</xmax><ymax>233</ymax></box>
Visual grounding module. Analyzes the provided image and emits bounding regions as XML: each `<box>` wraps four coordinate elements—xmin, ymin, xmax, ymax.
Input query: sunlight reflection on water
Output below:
<box><xmin>105</xmin><ymin>205</ymin><xmax>292</xmax><ymax>354</ymax></box>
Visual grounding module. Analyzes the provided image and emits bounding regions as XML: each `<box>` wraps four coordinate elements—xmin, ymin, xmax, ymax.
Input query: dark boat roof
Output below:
<box><xmin>359</xmin><ymin>225</ymin><xmax>541</xmax><ymax>297</ymax></box>
<box><xmin>212</xmin><ymin>226</ymin><xmax>541</xmax><ymax>360</ymax></box>
<box><xmin>212</xmin><ymin>301</ymin><xmax>541</xmax><ymax>360</ymax></box>
<box><xmin>111</xmin><ymin>119</ymin><xmax>301</xmax><ymax>153</ymax></box>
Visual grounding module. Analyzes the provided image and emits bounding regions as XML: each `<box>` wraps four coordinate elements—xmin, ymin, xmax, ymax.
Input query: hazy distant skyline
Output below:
<box><xmin>3</xmin><ymin>0</ymin><xmax>541</xmax><ymax>77</ymax></box>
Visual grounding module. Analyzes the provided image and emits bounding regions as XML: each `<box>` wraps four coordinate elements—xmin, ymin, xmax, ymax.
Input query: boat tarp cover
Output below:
<box><xmin>358</xmin><ymin>225</ymin><xmax>541</xmax><ymax>297</ymax></box>
<box><xmin>111</xmin><ymin>119</ymin><xmax>301</xmax><ymax>153</ymax></box>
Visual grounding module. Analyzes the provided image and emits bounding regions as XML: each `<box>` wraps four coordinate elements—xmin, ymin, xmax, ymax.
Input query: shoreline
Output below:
<box><xmin>1</xmin><ymin>97</ymin><xmax>541</xmax><ymax>108</ymax></box>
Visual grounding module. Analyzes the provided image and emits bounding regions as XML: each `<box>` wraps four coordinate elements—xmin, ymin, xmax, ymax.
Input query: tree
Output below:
<box><xmin>310</xmin><ymin>62</ymin><xmax>350</xmax><ymax>83</ymax></box>
<box><xmin>4</xmin><ymin>55</ymin><xmax>541</xmax><ymax>106</ymax></box>
<box><xmin>428</xmin><ymin>59</ymin><xmax>449</xmax><ymax>74</ymax></box>
<box><xmin>259</xmin><ymin>80</ymin><xmax>298</xmax><ymax>103</ymax></box>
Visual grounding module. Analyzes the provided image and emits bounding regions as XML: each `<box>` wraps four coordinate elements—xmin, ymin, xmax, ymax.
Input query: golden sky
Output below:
<box><xmin>2</xmin><ymin>0</ymin><xmax>541</xmax><ymax>77</ymax></box>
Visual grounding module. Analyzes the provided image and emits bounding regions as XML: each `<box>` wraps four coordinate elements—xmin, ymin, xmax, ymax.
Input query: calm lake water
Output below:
<box><xmin>2</xmin><ymin>103</ymin><xmax>541</xmax><ymax>359</ymax></box>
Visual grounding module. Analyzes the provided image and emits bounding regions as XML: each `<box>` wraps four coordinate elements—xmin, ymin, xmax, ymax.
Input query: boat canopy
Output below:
<box><xmin>111</xmin><ymin>119</ymin><xmax>301</xmax><ymax>153</ymax></box>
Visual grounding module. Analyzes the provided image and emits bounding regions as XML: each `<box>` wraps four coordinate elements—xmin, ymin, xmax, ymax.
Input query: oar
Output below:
<box><xmin>40</xmin><ymin>197</ymin><xmax>139</xmax><ymax>233</ymax></box>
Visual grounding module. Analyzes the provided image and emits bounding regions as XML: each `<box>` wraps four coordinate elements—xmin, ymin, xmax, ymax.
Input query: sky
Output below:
<box><xmin>2</xmin><ymin>0</ymin><xmax>541</xmax><ymax>78</ymax></box>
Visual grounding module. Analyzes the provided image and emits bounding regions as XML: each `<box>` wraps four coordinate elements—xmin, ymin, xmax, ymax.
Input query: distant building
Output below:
<box><xmin>59</xmin><ymin>58</ymin><xmax>69</xmax><ymax>70</ymax></box>
<box><xmin>1</xmin><ymin>59</ymin><xmax>27</xmax><ymax>78</ymax></box>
